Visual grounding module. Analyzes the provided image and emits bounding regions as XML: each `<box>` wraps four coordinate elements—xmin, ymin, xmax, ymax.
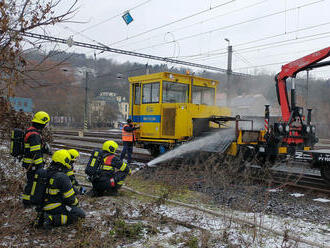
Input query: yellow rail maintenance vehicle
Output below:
<box><xmin>128</xmin><ymin>72</ymin><xmax>231</xmax><ymax>156</ymax></box>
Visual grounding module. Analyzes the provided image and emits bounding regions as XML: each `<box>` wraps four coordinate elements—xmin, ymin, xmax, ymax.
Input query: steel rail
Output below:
<box><xmin>52</xmin><ymin>130</ymin><xmax>330</xmax><ymax>192</ymax></box>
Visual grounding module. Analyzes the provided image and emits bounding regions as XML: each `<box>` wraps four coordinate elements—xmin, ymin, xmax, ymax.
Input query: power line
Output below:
<box><xmin>177</xmin><ymin>28</ymin><xmax>330</xmax><ymax>64</ymax></box>
<box><xmin>178</xmin><ymin>33</ymin><xmax>330</xmax><ymax>71</ymax></box>
<box><xmin>115</xmin><ymin>0</ymin><xmax>269</xmax><ymax>49</ymax></box>
<box><xmin>109</xmin><ymin>0</ymin><xmax>235</xmax><ymax>46</ymax></box>
<box><xmin>66</xmin><ymin>0</ymin><xmax>319</xmax><ymax>67</ymax></box>
<box><xmin>231</xmin><ymin>47</ymin><xmax>326</xmax><ymax>63</ymax></box>
<box><xmin>20</xmin><ymin>31</ymin><xmax>250</xmax><ymax>77</ymax></box>
<box><xmin>58</xmin><ymin>1</ymin><xmax>154</xmax><ymax>51</ymax></box>
<box><xmin>236</xmin><ymin>61</ymin><xmax>288</xmax><ymax>70</ymax></box>
<box><xmin>236</xmin><ymin>31</ymin><xmax>330</xmax><ymax>54</ymax></box>
<box><xmin>80</xmin><ymin>0</ymin><xmax>153</xmax><ymax>33</ymax></box>
<box><xmin>130</xmin><ymin>0</ymin><xmax>325</xmax><ymax>53</ymax></box>
<box><xmin>179</xmin><ymin>20</ymin><xmax>330</xmax><ymax>61</ymax></box>
<box><xmin>233</xmin><ymin>51</ymin><xmax>253</xmax><ymax>67</ymax></box>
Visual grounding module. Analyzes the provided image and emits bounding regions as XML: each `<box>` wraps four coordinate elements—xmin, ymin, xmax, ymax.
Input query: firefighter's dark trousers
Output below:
<box><xmin>44</xmin><ymin>205</ymin><xmax>85</xmax><ymax>227</ymax></box>
<box><xmin>22</xmin><ymin>169</ymin><xmax>36</xmax><ymax>206</ymax></box>
<box><xmin>92</xmin><ymin>171</ymin><xmax>128</xmax><ymax>196</ymax></box>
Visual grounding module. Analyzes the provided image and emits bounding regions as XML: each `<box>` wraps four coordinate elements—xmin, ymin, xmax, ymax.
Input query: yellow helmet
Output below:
<box><xmin>102</xmin><ymin>140</ymin><xmax>118</xmax><ymax>154</ymax></box>
<box><xmin>52</xmin><ymin>149</ymin><xmax>71</xmax><ymax>169</ymax></box>
<box><xmin>68</xmin><ymin>149</ymin><xmax>79</xmax><ymax>161</ymax></box>
<box><xmin>32</xmin><ymin>111</ymin><xmax>50</xmax><ymax>125</ymax></box>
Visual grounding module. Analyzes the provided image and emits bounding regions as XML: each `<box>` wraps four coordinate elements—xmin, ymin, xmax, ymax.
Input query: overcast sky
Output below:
<box><xmin>35</xmin><ymin>0</ymin><xmax>330</xmax><ymax>78</ymax></box>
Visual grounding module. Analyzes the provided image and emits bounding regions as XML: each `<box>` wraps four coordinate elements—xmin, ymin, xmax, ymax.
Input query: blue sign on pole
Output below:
<box><xmin>122</xmin><ymin>11</ymin><xmax>133</xmax><ymax>25</ymax></box>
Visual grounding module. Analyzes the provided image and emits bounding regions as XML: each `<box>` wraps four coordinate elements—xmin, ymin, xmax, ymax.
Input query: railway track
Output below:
<box><xmin>52</xmin><ymin>141</ymin><xmax>151</xmax><ymax>163</ymax></box>
<box><xmin>249</xmin><ymin>166</ymin><xmax>330</xmax><ymax>194</ymax></box>
<box><xmin>52</xmin><ymin>129</ymin><xmax>330</xmax><ymax>193</ymax></box>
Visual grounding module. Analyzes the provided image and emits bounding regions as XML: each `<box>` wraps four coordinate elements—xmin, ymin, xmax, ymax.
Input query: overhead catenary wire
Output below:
<box><xmin>59</xmin><ymin>0</ymin><xmax>327</xmax><ymax>74</ymax></box>
<box><xmin>182</xmin><ymin>35</ymin><xmax>330</xmax><ymax>73</ymax></box>
<box><xmin>175</xmin><ymin>19</ymin><xmax>330</xmax><ymax>61</ymax></box>
<box><xmin>224</xmin><ymin>47</ymin><xmax>330</xmax><ymax>70</ymax></box>
<box><xmin>19</xmin><ymin>1</ymin><xmax>328</xmax><ymax>78</ymax></box>
<box><xmin>112</xmin><ymin>0</ymin><xmax>269</xmax><ymax>49</ymax></box>
<box><xmin>181</xmin><ymin>29</ymin><xmax>330</xmax><ymax>64</ymax></box>
<box><xmin>236</xmin><ymin>61</ymin><xmax>289</xmax><ymax>70</ymax></box>
<box><xmin>235</xmin><ymin>30</ymin><xmax>330</xmax><ymax>54</ymax></box>
<box><xmin>129</xmin><ymin>0</ymin><xmax>325</xmax><ymax>53</ymax></box>
<box><xmin>20</xmin><ymin>31</ymin><xmax>251</xmax><ymax>77</ymax></box>
<box><xmin>79</xmin><ymin>0</ymin><xmax>153</xmax><ymax>33</ymax></box>
<box><xmin>109</xmin><ymin>0</ymin><xmax>236</xmax><ymax>46</ymax></box>
<box><xmin>233</xmin><ymin>51</ymin><xmax>253</xmax><ymax>67</ymax></box>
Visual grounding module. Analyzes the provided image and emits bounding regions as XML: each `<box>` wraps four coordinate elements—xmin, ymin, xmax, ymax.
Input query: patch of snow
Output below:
<box><xmin>152</xmin><ymin>202</ymin><xmax>330</xmax><ymax>247</ymax></box>
<box><xmin>266</xmin><ymin>188</ymin><xmax>283</xmax><ymax>193</ymax></box>
<box><xmin>313</xmin><ymin>198</ymin><xmax>330</xmax><ymax>203</ymax></box>
<box><xmin>290</xmin><ymin>193</ymin><xmax>305</xmax><ymax>198</ymax></box>
<box><xmin>0</xmin><ymin>145</ymin><xmax>9</xmax><ymax>150</ymax></box>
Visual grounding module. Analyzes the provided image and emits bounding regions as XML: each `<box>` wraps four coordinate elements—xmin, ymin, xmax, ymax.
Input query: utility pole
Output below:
<box><xmin>84</xmin><ymin>71</ymin><xmax>88</xmax><ymax>131</ymax></box>
<box><xmin>146</xmin><ymin>63</ymin><xmax>149</xmax><ymax>75</ymax></box>
<box><xmin>225</xmin><ymin>38</ymin><xmax>233</xmax><ymax>106</ymax></box>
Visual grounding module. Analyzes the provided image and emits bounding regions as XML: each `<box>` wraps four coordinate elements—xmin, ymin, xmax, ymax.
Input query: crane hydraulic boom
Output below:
<box><xmin>271</xmin><ymin>46</ymin><xmax>330</xmax><ymax>149</ymax></box>
<box><xmin>275</xmin><ymin>47</ymin><xmax>330</xmax><ymax>122</ymax></box>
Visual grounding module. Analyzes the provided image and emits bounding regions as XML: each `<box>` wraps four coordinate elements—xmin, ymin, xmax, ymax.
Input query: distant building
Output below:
<box><xmin>9</xmin><ymin>97</ymin><xmax>33</xmax><ymax>112</ymax></box>
<box><xmin>119</xmin><ymin>101</ymin><xmax>129</xmax><ymax>120</ymax></box>
<box><xmin>90</xmin><ymin>91</ymin><xmax>129</xmax><ymax>122</ymax></box>
<box><xmin>90</xmin><ymin>100</ymin><xmax>107</xmax><ymax>117</ymax></box>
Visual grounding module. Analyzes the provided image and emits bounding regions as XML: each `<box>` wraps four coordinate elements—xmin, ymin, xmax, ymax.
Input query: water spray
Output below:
<box><xmin>147</xmin><ymin>128</ymin><xmax>236</xmax><ymax>167</ymax></box>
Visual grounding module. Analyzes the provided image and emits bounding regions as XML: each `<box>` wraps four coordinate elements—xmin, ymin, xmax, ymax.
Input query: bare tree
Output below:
<box><xmin>0</xmin><ymin>0</ymin><xmax>78</xmax><ymax>96</ymax></box>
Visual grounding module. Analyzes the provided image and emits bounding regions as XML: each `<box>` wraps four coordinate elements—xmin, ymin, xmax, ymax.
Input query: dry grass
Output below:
<box><xmin>0</xmin><ymin>140</ymin><xmax>318</xmax><ymax>247</ymax></box>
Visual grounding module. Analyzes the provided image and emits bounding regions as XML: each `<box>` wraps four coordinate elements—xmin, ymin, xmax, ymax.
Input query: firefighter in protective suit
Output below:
<box><xmin>22</xmin><ymin>111</ymin><xmax>51</xmax><ymax>207</ymax></box>
<box><xmin>43</xmin><ymin>149</ymin><xmax>85</xmax><ymax>228</ymax></box>
<box><xmin>91</xmin><ymin>140</ymin><xmax>131</xmax><ymax>196</ymax></box>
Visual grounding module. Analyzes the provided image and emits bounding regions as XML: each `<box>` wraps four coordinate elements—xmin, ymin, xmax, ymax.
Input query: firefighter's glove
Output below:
<box><xmin>79</xmin><ymin>186</ymin><xmax>87</xmax><ymax>195</ymax></box>
<box><xmin>133</xmin><ymin>125</ymin><xmax>140</xmax><ymax>130</ymax></box>
<box><xmin>22</xmin><ymin>163</ymin><xmax>29</xmax><ymax>169</ymax></box>
<box><xmin>42</xmin><ymin>143</ymin><xmax>52</xmax><ymax>155</ymax></box>
<box><xmin>73</xmin><ymin>179</ymin><xmax>79</xmax><ymax>186</ymax></box>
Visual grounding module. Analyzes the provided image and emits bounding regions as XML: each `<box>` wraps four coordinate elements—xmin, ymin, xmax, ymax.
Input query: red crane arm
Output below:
<box><xmin>275</xmin><ymin>47</ymin><xmax>330</xmax><ymax>122</ymax></box>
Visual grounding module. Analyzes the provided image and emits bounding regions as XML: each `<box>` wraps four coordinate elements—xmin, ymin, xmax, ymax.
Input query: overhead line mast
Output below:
<box><xmin>21</xmin><ymin>31</ymin><xmax>250</xmax><ymax>77</ymax></box>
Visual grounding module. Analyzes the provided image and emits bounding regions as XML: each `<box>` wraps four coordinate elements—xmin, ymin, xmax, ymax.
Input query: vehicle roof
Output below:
<box><xmin>128</xmin><ymin>72</ymin><xmax>220</xmax><ymax>86</ymax></box>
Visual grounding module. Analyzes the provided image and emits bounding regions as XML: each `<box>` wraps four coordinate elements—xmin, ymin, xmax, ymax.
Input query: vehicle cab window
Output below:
<box><xmin>192</xmin><ymin>85</ymin><xmax>215</xmax><ymax>105</ymax></box>
<box><xmin>162</xmin><ymin>81</ymin><xmax>188</xmax><ymax>103</ymax></box>
<box><xmin>134</xmin><ymin>84</ymin><xmax>141</xmax><ymax>105</ymax></box>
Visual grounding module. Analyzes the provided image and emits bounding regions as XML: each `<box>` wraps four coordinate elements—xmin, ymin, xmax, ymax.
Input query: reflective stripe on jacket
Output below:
<box><xmin>101</xmin><ymin>154</ymin><xmax>129</xmax><ymax>173</ymax></box>
<box><xmin>43</xmin><ymin>171</ymin><xmax>78</xmax><ymax>211</ymax></box>
<box><xmin>102</xmin><ymin>155</ymin><xmax>115</xmax><ymax>171</ymax></box>
<box><xmin>122</xmin><ymin>124</ymin><xmax>134</xmax><ymax>142</ymax></box>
